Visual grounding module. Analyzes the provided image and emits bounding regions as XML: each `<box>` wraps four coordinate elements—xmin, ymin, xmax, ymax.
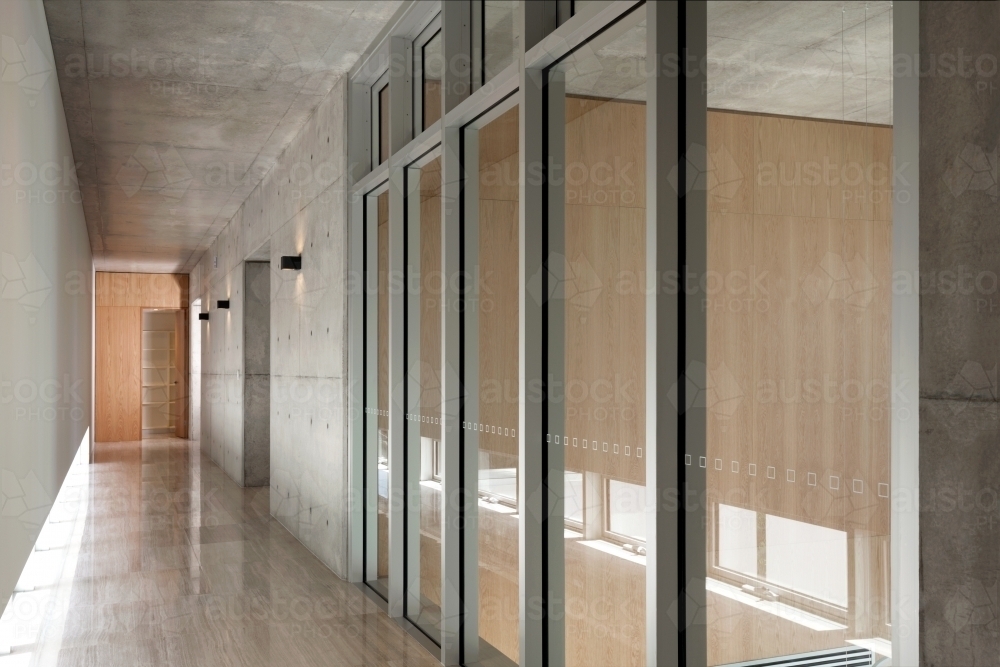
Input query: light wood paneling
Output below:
<box><xmin>424</xmin><ymin>79</ymin><xmax>442</xmax><ymax>130</ymax></box>
<box><xmin>420</xmin><ymin>157</ymin><xmax>443</xmax><ymax>440</ymax></box>
<box><xmin>706</xmin><ymin>110</ymin><xmax>893</xmax><ymax>666</ymax></box>
<box><xmin>175</xmin><ymin>309</ymin><xmax>189</xmax><ymax>438</ymax></box>
<box><xmin>563</xmin><ymin>96</ymin><xmax>646</xmax><ymax>487</ymax></box>
<box><xmin>417</xmin><ymin>157</ymin><xmax>443</xmax><ymax>619</ymax></box>
<box><xmin>95</xmin><ymin>307</ymin><xmax>142</xmax><ymax>442</ymax></box>
<box><xmin>95</xmin><ymin>273</ymin><xmax>190</xmax><ymax>442</ymax></box>
<box><xmin>707</xmin><ymin>111</ymin><xmax>754</xmax><ymax>214</ymax></box>
<box><xmin>476</xmin><ymin>106</ymin><xmax>521</xmax><ymax>663</ymax></box>
<box><xmin>95</xmin><ymin>272</ymin><xmax>188</xmax><ymax>308</ymax></box>
<box><xmin>561</xmin><ymin>95</ymin><xmax>647</xmax><ymax>667</ymax></box>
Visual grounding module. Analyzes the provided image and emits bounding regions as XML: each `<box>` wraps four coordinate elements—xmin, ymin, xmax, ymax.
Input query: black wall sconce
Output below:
<box><xmin>199</xmin><ymin>313</ymin><xmax>209</xmax><ymax>321</ymax></box>
<box><xmin>280</xmin><ymin>255</ymin><xmax>302</xmax><ymax>271</ymax></box>
<box><xmin>217</xmin><ymin>300</ymin><xmax>230</xmax><ymax>309</ymax></box>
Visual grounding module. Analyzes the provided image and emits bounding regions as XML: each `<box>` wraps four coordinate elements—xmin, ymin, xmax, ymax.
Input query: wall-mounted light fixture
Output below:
<box><xmin>280</xmin><ymin>255</ymin><xmax>302</xmax><ymax>271</ymax></box>
<box><xmin>217</xmin><ymin>300</ymin><xmax>230</xmax><ymax>309</ymax></box>
<box><xmin>199</xmin><ymin>313</ymin><xmax>209</xmax><ymax>321</ymax></box>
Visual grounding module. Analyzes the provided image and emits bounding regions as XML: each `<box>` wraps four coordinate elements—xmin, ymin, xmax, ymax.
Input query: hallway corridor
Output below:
<box><xmin>0</xmin><ymin>439</ymin><xmax>436</xmax><ymax>667</ymax></box>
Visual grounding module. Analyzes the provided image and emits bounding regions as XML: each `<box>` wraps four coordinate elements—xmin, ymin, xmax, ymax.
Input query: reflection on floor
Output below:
<box><xmin>0</xmin><ymin>438</ymin><xmax>438</xmax><ymax>667</ymax></box>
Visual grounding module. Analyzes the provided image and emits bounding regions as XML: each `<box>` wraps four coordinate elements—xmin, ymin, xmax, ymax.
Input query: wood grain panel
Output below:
<box><xmin>95</xmin><ymin>307</ymin><xmax>142</xmax><ymax>442</ymax></box>
<box><xmin>95</xmin><ymin>272</ymin><xmax>112</xmax><ymax>307</ymax></box>
<box><xmin>706</xmin><ymin>211</ymin><xmax>755</xmax><ymax>506</ymax></box>
<box><xmin>707</xmin><ymin>589</ymin><xmax>846</xmax><ymax>666</ymax></box>
<box><xmin>564</xmin><ymin>540</ymin><xmax>645</xmax><ymax>667</ymax></box>
<box><xmin>478</xmin><ymin>200</ymin><xmax>520</xmax><ymax>460</ymax></box>
<box><xmin>95</xmin><ymin>273</ymin><xmax>189</xmax><ymax>442</ymax></box>
<box><xmin>424</xmin><ymin>79</ymin><xmax>442</xmax><ymax>130</ymax></box>
<box><xmin>708</xmin><ymin>111</ymin><xmax>754</xmax><ymax>214</ymax></box>
<box><xmin>477</xmin><ymin>106</ymin><xmax>520</xmax><ymax>664</ymax></box>
<box><xmin>175</xmin><ymin>309</ymin><xmax>189</xmax><ymax>438</ymax></box>
<box><xmin>872</xmin><ymin>127</ymin><xmax>894</xmax><ymax>222</ymax></box>
<box><xmin>561</xmin><ymin>95</ymin><xmax>647</xmax><ymax>667</ymax></box>
<box><xmin>420</xmin><ymin>157</ymin><xmax>443</xmax><ymax>440</ymax></box>
<box><xmin>95</xmin><ymin>272</ymin><xmax>189</xmax><ymax>309</ymax></box>
<box><xmin>706</xmin><ymin>110</ymin><xmax>893</xmax><ymax>664</ymax></box>
<box><xmin>754</xmin><ymin>115</ymin><xmax>845</xmax><ymax>219</ymax></box>
<box><xmin>563</xmin><ymin>96</ymin><xmax>646</xmax><ymax>487</ymax></box>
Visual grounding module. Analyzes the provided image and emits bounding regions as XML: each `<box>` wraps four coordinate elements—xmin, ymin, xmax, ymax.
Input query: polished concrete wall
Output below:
<box><xmin>243</xmin><ymin>261</ymin><xmax>270</xmax><ymax>488</ymax></box>
<box><xmin>200</xmin><ymin>263</ymin><xmax>245</xmax><ymax>485</ymax></box>
<box><xmin>920</xmin><ymin>2</ymin><xmax>1000</xmax><ymax>663</ymax></box>
<box><xmin>0</xmin><ymin>0</ymin><xmax>93</xmax><ymax>615</ymax></box>
<box><xmin>193</xmin><ymin>77</ymin><xmax>349</xmax><ymax>576</ymax></box>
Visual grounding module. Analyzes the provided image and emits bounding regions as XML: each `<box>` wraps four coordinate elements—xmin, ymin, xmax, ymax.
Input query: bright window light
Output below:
<box><xmin>766</xmin><ymin>514</ymin><xmax>848</xmax><ymax>607</ymax></box>
<box><xmin>718</xmin><ymin>504</ymin><xmax>758</xmax><ymax>577</ymax></box>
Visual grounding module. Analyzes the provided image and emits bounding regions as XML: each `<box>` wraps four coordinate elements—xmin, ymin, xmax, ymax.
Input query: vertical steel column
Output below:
<box><xmin>387</xmin><ymin>159</ymin><xmax>406</xmax><ymax>618</ymax></box>
<box><xmin>521</xmin><ymin>27</ymin><xmax>565</xmax><ymax>663</ymax></box>
<box><xmin>645</xmin><ymin>2</ymin><xmax>678</xmax><ymax>663</ymax></box>
<box><xmin>440</xmin><ymin>124</ymin><xmax>465</xmax><ymax>667</ymax></box>
<box><xmin>404</xmin><ymin>165</ymin><xmax>423</xmax><ymax>618</ymax></box>
<box><xmin>683</xmin><ymin>4</ymin><xmax>708</xmax><ymax>666</ymax></box>
<box><xmin>348</xmin><ymin>185</ymin><xmax>365</xmax><ymax>584</ymax></box>
<box><xmin>520</xmin><ymin>61</ymin><xmax>546</xmax><ymax>667</ymax></box>
<box><xmin>646</xmin><ymin>2</ymin><xmax>708</xmax><ymax>665</ymax></box>
<box><xmin>441</xmin><ymin>2</ymin><xmax>472</xmax><ymax>114</ymax></box>
<box><xmin>390</xmin><ymin>36</ymin><xmax>413</xmax><ymax>154</ymax></box>
<box><xmin>364</xmin><ymin>196</ymin><xmax>381</xmax><ymax>587</ymax></box>
<box><xmin>891</xmin><ymin>3</ymin><xmax>920</xmax><ymax>664</ymax></box>
<box><xmin>440</xmin><ymin>4</ymin><xmax>472</xmax><ymax>664</ymax></box>
<box><xmin>386</xmin><ymin>31</ymin><xmax>412</xmax><ymax>617</ymax></box>
<box><xmin>462</xmin><ymin>127</ymin><xmax>482</xmax><ymax>665</ymax></box>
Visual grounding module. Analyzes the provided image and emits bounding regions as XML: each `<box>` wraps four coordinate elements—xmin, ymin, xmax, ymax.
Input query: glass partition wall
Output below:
<box><xmin>349</xmin><ymin>2</ymin><xmax>912</xmax><ymax>666</ymax></box>
<box><xmin>464</xmin><ymin>103</ymin><xmax>521</xmax><ymax>664</ymax></box>
<box><xmin>704</xmin><ymin>2</ymin><xmax>893</xmax><ymax>665</ymax></box>
<box><xmin>547</xmin><ymin>7</ymin><xmax>649</xmax><ymax>666</ymax></box>
<box><xmin>364</xmin><ymin>186</ymin><xmax>391</xmax><ymax>601</ymax></box>
<box><xmin>405</xmin><ymin>150</ymin><xmax>445</xmax><ymax>642</ymax></box>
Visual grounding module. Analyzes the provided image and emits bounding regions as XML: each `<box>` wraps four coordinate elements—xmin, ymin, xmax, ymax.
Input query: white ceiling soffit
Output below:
<box><xmin>42</xmin><ymin>0</ymin><xmax>403</xmax><ymax>273</ymax></box>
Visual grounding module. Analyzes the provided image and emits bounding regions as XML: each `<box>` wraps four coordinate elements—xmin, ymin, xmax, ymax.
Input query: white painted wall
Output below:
<box><xmin>193</xmin><ymin>76</ymin><xmax>349</xmax><ymax>576</ymax></box>
<box><xmin>0</xmin><ymin>0</ymin><xmax>93</xmax><ymax>613</ymax></box>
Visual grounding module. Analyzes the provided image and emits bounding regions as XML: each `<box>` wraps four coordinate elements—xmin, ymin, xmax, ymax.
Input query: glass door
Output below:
<box><xmin>403</xmin><ymin>150</ymin><xmax>444</xmax><ymax>642</ymax></box>
<box><xmin>703</xmin><ymin>2</ymin><xmax>893</xmax><ymax>664</ymax></box>
<box><xmin>463</xmin><ymin>101</ymin><xmax>521</xmax><ymax>665</ymax></box>
<box><xmin>365</xmin><ymin>185</ymin><xmax>391</xmax><ymax>599</ymax></box>
<box><xmin>546</xmin><ymin>6</ymin><xmax>650</xmax><ymax>665</ymax></box>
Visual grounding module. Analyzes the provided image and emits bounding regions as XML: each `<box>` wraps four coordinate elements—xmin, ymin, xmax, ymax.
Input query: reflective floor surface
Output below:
<box><xmin>0</xmin><ymin>438</ymin><xmax>439</xmax><ymax>667</ymax></box>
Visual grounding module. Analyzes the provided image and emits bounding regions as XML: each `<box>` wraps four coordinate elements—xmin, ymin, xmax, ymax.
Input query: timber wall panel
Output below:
<box><xmin>706</xmin><ymin>110</ymin><xmax>893</xmax><ymax>664</ymax></box>
<box><xmin>95</xmin><ymin>272</ymin><xmax>190</xmax><ymax>442</ymax></box>
<box><xmin>95</xmin><ymin>306</ymin><xmax>142</xmax><ymax>441</ymax></box>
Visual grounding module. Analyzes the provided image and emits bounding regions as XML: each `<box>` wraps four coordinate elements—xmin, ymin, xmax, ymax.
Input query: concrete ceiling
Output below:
<box><xmin>566</xmin><ymin>1</ymin><xmax>892</xmax><ymax>125</ymax></box>
<box><xmin>707</xmin><ymin>1</ymin><xmax>893</xmax><ymax>124</ymax></box>
<box><xmin>40</xmin><ymin>0</ymin><xmax>890</xmax><ymax>273</ymax></box>
<box><xmin>43</xmin><ymin>0</ymin><xmax>401</xmax><ymax>273</ymax></box>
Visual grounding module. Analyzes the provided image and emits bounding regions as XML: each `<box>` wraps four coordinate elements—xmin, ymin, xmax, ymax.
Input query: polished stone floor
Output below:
<box><xmin>0</xmin><ymin>438</ymin><xmax>439</xmax><ymax>667</ymax></box>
